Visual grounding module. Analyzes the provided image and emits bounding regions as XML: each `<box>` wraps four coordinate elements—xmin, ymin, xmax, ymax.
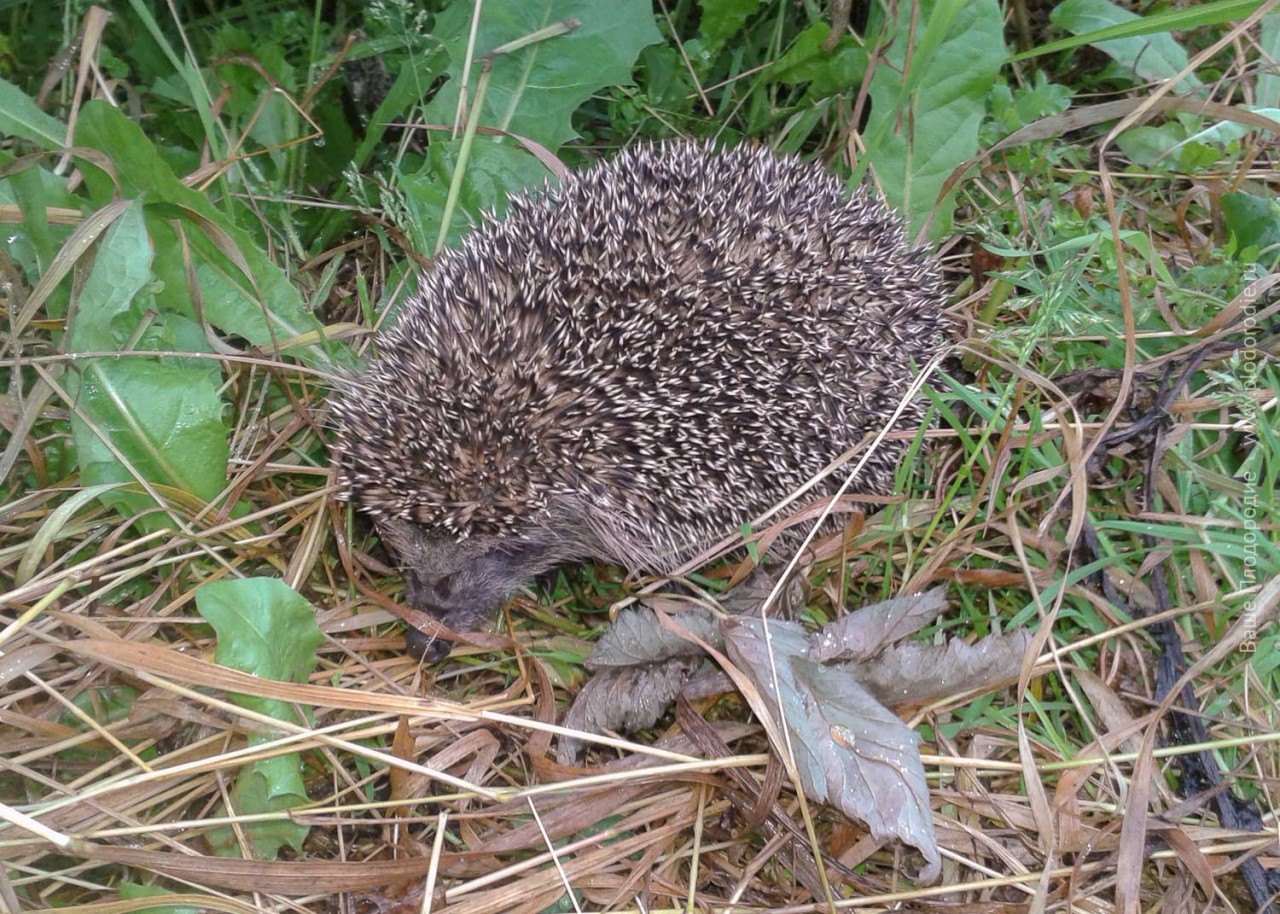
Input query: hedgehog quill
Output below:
<box><xmin>332</xmin><ymin>142</ymin><xmax>949</xmax><ymax>661</ymax></box>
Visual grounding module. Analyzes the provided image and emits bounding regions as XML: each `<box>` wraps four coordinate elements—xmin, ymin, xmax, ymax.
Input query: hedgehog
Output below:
<box><xmin>332</xmin><ymin>141</ymin><xmax>949</xmax><ymax>661</ymax></box>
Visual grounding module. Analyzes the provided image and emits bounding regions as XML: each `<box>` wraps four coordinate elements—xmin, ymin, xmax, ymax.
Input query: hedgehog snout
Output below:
<box><xmin>377</xmin><ymin>516</ymin><xmax>564</xmax><ymax>662</ymax></box>
<box><xmin>400</xmin><ymin>566</ymin><xmax>506</xmax><ymax>663</ymax></box>
<box><xmin>403</xmin><ymin>562</ymin><xmax>509</xmax><ymax>627</ymax></box>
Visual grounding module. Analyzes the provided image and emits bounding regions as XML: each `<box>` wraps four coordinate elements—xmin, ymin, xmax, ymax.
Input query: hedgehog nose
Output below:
<box><xmin>404</xmin><ymin>625</ymin><xmax>451</xmax><ymax>663</ymax></box>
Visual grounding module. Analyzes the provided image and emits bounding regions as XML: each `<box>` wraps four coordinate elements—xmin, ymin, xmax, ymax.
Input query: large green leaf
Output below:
<box><xmin>772</xmin><ymin>23</ymin><xmax>868</xmax><ymax>98</ymax></box>
<box><xmin>863</xmin><ymin>0</ymin><xmax>1004</xmax><ymax>240</ymax></box>
<box><xmin>1016</xmin><ymin>0</ymin><xmax>1260</xmax><ymax>63</ymax></box>
<box><xmin>1</xmin><ymin>162</ymin><xmax>80</xmax><ymax>315</ymax></box>
<box><xmin>1049</xmin><ymin>0</ymin><xmax>1202</xmax><ymax>94</ymax></box>
<box><xmin>219</xmin><ymin>754</ymin><xmax>312</xmax><ymax>859</ymax></box>
<box><xmin>70</xmin><ymin>359</ymin><xmax>230</xmax><ymax>532</ymax></box>
<box><xmin>62</xmin><ymin>199</ymin><xmax>227</xmax><ymax>533</ymax></box>
<box><xmin>0</xmin><ymin>75</ymin><xmax>67</xmax><ymax>149</ymax></box>
<box><xmin>72</xmin><ymin>101</ymin><xmax>354</xmax><ymax>372</ymax></box>
<box><xmin>66</xmin><ymin>199</ymin><xmax>153</xmax><ymax>353</ymax></box>
<box><xmin>400</xmin><ymin>136</ymin><xmax>554</xmax><ymax>252</ymax></box>
<box><xmin>422</xmin><ymin>0</ymin><xmax>662</xmax><ymax>150</ymax></box>
<box><xmin>1222</xmin><ymin>193</ymin><xmax>1280</xmax><ymax>266</ymax></box>
<box><xmin>197</xmin><ymin>578</ymin><xmax>323</xmax><ymax>858</ymax></box>
<box><xmin>198</xmin><ymin>577</ymin><xmax>324</xmax><ymax>697</ymax></box>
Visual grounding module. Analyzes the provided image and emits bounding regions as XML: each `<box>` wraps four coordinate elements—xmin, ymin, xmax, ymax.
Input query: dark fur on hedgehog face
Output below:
<box><xmin>375</xmin><ymin>516</ymin><xmax>561</xmax><ymax>662</ymax></box>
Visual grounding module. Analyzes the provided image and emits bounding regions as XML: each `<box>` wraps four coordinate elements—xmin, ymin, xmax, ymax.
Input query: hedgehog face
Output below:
<box><xmin>376</xmin><ymin>516</ymin><xmax>558</xmax><ymax>662</ymax></box>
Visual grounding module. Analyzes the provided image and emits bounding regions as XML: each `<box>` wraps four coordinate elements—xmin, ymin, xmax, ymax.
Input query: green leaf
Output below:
<box><xmin>1047</xmin><ymin>0</ymin><xmax>1203</xmax><ymax>93</ymax></box>
<box><xmin>699</xmin><ymin>0</ymin><xmax>762</xmax><ymax>51</ymax></box>
<box><xmin>70</xmin><ymin>359</ymin><xmax>229</xmax><ymax>534</ymax></box>
<box><xmin>988</xmin><ymin>71</ymin><xmax>1073</xmax><ymax>135</ymax></box>
<box><xmin>2</xmin><ymin>159</ymin><xmax>79</xmax><ymax>296</ymax></box>
<box><xmin>69</xmin><ymin>686</ymin><xmax>139</xmax><ymax>727</ymax></box>
<box><xmin>0</xmin><ymin>76</ymin><xmax>67</xmax><ymax>150</ymax></box>
<box><xmin>66</xmin><ymin>199</ymin><xmax>153</xmax><ymax>353</ymax></box>
<box><xmin>1015</xmin><ymin>0</ymin><xmax>1264</xmax><ymax>62</ymax></box>
<box><xmin>1222</xmin><ymin>192</ymin><xmax>1280</xmax><ymax>266</ymax></box>
<box><xmin>984</xmin><ymin>229</ymin><xmax>1176</xmax><ymax>284</ymax></box>
<box><xmin>71</xmin><ymin>101</ymin><xmax>354</xmax><ymax>372</ymax></box>
<box><xmin>863</xmin><ymin>0</ymin><xmax>1004</xmax><ymax>240</ymax></box>
<box><xmin>219</xmin><ymin>753</ymin><xmax>311</xmax><ymax>858</ymax></box>
<box><xmin>422</xmin><ymin>0</ymin><xmax>663</xmax><ymax>150</ymax></box>
<box><xmin>772</xmin><ymin>23</ymin><xmax>868</xmax><ymax>97</ymax></box>
<box><xmin>399</xmin><ymin>137</ymin><xmax>553</xmax><ymax>252</ymax></box>
<box><xmin>1175</xmin><ymin>106</ymin><xmax>1280</xmax><ymax>151</ymax></box>
<box><xmin>61</xmin><ymin>194</ymin><xmax>227</xmax><ymax>529</ymax></box>
<box><xmin>197</xmin><ymin>578</ymin><xmax>322</xmax><ymax>859</ymax></box>
<box><xmin>1114</xmin><ymin>123</ymin><xmax>1184</xmax><ymax>166</ymax></box>
<box><xmin>197</xmin><ymin>577</ymin><xmax>324</xmax><ymax>704</ymax></box>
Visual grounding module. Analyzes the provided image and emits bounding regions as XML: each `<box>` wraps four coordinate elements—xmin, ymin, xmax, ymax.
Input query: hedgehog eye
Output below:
<box><xmin>433</xmin><ymin>575</ymin><xmax>455</xmax><ymax>599</ymax></box>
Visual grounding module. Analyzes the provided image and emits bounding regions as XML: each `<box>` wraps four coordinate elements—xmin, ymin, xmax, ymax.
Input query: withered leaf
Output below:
<box><xmin>807</xmin><ymin>587</ymin><xmax>948</xmax><ymax>662</ymax></box>
<box><xmin>852</xmin><ymin>629</ymin><xmax>1035</xmax><ymax>709</ymax></box>
<box><xmin>585</xmin><ymin>605</ymin><xmax>721</xmax><ymax>669</ymax></box>
<box><xmin>563</xmin><ymin>581</ymin><xmax>1029</xmax><ymax>886</ymax></box>
<box><xmin>556</xmin><ymin>657</ymin><xmax>703</xmax><ymax>764</ymax></box>
<box><xmin>723</xmin><ymin>617</ymin><xmax>941</xmax><ymax>883</ymax></box>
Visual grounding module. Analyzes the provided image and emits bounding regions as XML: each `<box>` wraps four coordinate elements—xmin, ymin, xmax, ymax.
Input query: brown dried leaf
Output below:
<box><xmin>556</xmin><ymin>657</ymin><xmax>702</xmax><ymax>764</ymax></box>
<box><xmin>807</xmin><ymin>587</ymin><xmax>948</xmax><ymax>662</ymax></box>
<box><xmin>0</xmin><ymin>643</ymin><xmax>62</xmax><ymax>688</ymax></box>
<box><xmin>1151</xmin><ymin>825</ymin><xmax>1215</xmax><ymax>900</ymax></box>
<box><xmin>719</xmin><ymin>566</ymin><xmax>807</xmax><ymax>615</ymax></box>
<box><xmin>585</xmin><ymin>605</ymin><xmax>719</xmax><ymax>668</ymax></box>
<box><xmin>77</xmin><ymin>841</ymin><xmax>440</xmax><ymax>892</ymax></box>
<box><xmin>1074</xmin><ymin>668</ymin><xmax>1143</xmax><ymax>755</ymax></box>
<box><xmin>852</xmin><ymin>629</ymin><xmax>1035</xmax><ymax>709</ymax></box>
<box><xmin>389</xmin><ymin>716</ymin><xmax>415</xmax><ymax>803</ymax></box>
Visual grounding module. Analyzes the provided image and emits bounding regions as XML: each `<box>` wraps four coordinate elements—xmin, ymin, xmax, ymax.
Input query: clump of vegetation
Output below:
<box><xmin>0</xmin><ymin>1</ymin><xmax>1275</xmax><ymax>912</ymax></box>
